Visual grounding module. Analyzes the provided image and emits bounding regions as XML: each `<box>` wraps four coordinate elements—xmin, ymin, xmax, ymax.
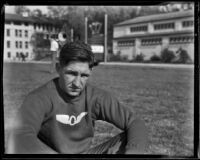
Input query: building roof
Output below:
<box><xmin>30</xmin><ymin>17</ymin><xmax>56</xmax><ymax>25</ymax></box>
<box><xmin>115</xmin><ymin>10</ymin><xmax>194</xmax><ymax>26</ymax></box>
<box><xmin>5</xmin><ymin>13</ymin><xmax>56</xmax><ymax>25</ymax></box>
<box><xmin>5</xmin><ymin>13</ymin><xmax>34</xmax><ymax>23</ymax></box>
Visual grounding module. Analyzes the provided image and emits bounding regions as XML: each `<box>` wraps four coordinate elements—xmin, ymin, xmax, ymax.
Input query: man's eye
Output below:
<box><xmin>65</xmin><ymin>71</ymin><xmax>77</xmax><ymax>76</ymax></box>
<box><xmin>81</xmin><ymin>74</ymin><xmax>89</xmax><ymax>78</ymax></box>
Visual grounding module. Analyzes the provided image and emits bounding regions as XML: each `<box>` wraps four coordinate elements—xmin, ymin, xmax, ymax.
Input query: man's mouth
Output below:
<box><xmin>70</xmin><ymin>88</ymin><xmax>81</xmax><ymax>92</ymax></box>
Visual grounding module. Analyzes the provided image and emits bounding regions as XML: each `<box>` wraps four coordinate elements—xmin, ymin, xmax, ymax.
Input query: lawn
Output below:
<box><xmin>3</xmin><ymin>62</ymin><xmax>194</xmax><ymax>156</ymax></box>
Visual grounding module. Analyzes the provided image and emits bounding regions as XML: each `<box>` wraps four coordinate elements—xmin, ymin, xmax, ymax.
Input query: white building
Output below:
<box><xmin>113</xmin><ymin>9</ymin><xmax>194</xmax><ymax>61</ymax></box>
<box><xmin>4</xmin><ymin>13</ymin><xmax>59</xmax><ymax>61</ymax></box>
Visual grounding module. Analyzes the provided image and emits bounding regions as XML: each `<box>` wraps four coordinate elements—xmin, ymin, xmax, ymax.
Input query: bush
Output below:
<box><xmin>160</xmin><ymin>48</ymin><xmax>175</xmax><ymax>63</ymax></box>
<box><xmin>109</xmin><ymin>51</ymin><xmax>128</xmax><ymax>62</ymax></box>
<box><xmin>175</xmin><ymin>48</ymin><xmax>191</xmax><ymax>63</ymax></box>
<box><xmin>109</xmin><ymin>54</ymin><xmax>122</xmax><ymax>62</ymax></box>
<box><xmin>134</xmin><ymin>54</ymin><xmax>144</xmax><ymax>62</ymax></box>
<box><xmin>150</xmin><ymin>54</ymin><xmax>161</xmax><ymax>62</ymax></box>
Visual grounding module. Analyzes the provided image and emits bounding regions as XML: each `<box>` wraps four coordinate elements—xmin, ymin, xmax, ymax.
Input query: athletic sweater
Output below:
<box><xmin>9</xmin><ymin>77</ymin><xmax>148</xmax><ymax>154</ymax></box>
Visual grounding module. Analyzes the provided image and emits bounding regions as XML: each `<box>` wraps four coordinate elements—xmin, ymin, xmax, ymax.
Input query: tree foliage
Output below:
<box><xmin>160</xmin><ymin>48</ymin><xmax>176</xmax><ymax>63</ymax></box>
<box><xmin>45</xmin><ymin>6</ymin><xmax>140</xmax><ymax>46</ymax></box>
<box><xmin>24</xmin><ymin>6</ymin><xmax>176</xmax><ymax>49</ymax></box>
<box><xmin>14</xmin><ymin>6</ymin><xmax>30</xmax><ymax>15</ymax></box>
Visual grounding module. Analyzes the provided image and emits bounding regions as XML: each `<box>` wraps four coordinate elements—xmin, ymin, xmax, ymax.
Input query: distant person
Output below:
<box><xmin>7</xmin><ymin>41</ymin><xmax>148</xmax><ymax>154</ymax></box>
<box><xmin>20</xmin><ymin>53</ymin><xmax>26</xmax><ymax>62</ymax></box>
<box><xmin>50</xmin><ymin>36</ymin><xmax>59</xmax><ymax>73</ymax></box>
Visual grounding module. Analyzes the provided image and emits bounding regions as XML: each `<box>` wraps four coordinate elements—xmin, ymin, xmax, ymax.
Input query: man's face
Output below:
<box><xmin>57</xmin><ymin>61</ymin><xmax>92</xmax><ymax>97</ymax></box>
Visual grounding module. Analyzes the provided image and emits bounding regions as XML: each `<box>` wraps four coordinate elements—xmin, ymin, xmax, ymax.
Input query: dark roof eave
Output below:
<box><xmin>113</xmin><ymin>30</ymin><xmax>194</xmax><ymax>40</ymax></box>
<box><xmin>5</xmin><ymin>14</ymin><xmax>57</xmax><ymax>25</ymax></box>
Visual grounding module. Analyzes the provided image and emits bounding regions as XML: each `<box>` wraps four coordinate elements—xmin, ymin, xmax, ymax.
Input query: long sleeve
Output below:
<box><xmin>93</xmin><ymin>92</ymin><xmax>148</xmax><ymax>154</ymax></box>
<box><xmin>7</xmin><ymin>93</ymin><xmax>58</xmax><ymax>154</ymax></box>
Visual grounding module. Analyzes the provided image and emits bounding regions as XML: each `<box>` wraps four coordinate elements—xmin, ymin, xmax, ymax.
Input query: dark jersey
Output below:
<box><xmin>9</xmin><ymin>77</ymin><xmax>147</xmax><ymax>154</ymax></box>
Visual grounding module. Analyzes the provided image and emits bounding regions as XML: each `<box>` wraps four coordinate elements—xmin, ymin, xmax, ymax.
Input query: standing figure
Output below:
<box><xmin>50</xmin><ymin>36</ymin><xmax>59</xmax><ymax>73</ymax></box>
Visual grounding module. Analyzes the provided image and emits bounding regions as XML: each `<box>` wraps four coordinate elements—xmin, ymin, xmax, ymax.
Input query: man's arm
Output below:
<box><xmin>94</xmin><ymin>92</ymin><xmax>148</xmax><ymax>154</ymax></box>
<box><xmin>7</xmin><ymin>93</ymin><xmax>58</xmax><ymax>154</ymax></box>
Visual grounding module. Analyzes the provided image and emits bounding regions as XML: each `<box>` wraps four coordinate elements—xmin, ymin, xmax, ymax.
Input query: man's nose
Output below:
<box><xmin>73</xmin><ymin>75</ymin><xmax>81</xmax><ymax>87</ymax></box>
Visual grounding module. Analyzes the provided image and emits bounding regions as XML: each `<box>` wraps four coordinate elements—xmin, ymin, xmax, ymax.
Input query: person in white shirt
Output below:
<box><xmin>50</xmin><ymin>36</ymin><xmax>59</xmax><ymax>73</ymax></box>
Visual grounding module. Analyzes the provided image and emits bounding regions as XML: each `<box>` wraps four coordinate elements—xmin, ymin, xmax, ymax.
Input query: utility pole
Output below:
<box><xmin>85</xmin><ymin>17</ymin><xmax>88</xmax><ymax>44</ymax></box>
<box><xmin>70</xmin><ymin>28</ymin><xmax>74</xmax><ymax>42</ymax></box>
<box><xmin>104</xmin><ymin>14</ymin><xmax>108</xmax><ymax>63</ymax></box>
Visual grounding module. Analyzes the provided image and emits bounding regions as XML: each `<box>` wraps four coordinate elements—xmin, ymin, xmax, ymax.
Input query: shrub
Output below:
<box><xmin>109</xmin><ymin>53</ymin><xmax>122</xmax><ymax>62</ymax></box>
<box><xmin>134</xmin><ymin>54</ymin><xmax>144</xmax><ymax>62</ymax></box>
<box><xmin>150</xmin><ymin>54</ymin><xmax>161</xmax><ymax>62</ymax></box>
<box><xmin>109</xmin><ymin>51</ymin><xmax>128</xmax><ymax>62</ymax></box>
<box><xmin>175</xmin><ymin>48</ymin><xmax>191</xmax><ymax>63</ymax></box>
<box><xmin>160</xmin><ymin>48</ymin><xmax>175</xmax><ymax>63</ymax></box>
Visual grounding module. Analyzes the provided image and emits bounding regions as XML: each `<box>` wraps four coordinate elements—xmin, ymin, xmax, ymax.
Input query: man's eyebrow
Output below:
<box><xmin>81</xmin><ymin>73</ymin><xmax>90</xmax><ymax>77</ymax></box>
<box><xmin>64</xmin><ymin>69</ymin><xmax>91</xmax><ymax>75</ymax></box>
<box><xmin>64</xmin><ymin>70</ymin><xmax>78</xmax><ymax>74</ymax></box>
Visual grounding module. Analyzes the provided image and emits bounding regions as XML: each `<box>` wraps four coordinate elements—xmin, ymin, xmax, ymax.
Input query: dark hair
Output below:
<box><xmin>59</xmin><ymin>41</ymin><xmax>95</xmax><ymax>68</ymax></box>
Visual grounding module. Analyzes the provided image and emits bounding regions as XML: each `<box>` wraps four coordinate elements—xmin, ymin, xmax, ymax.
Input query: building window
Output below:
<box><xmin>25</xmin><ymin>30</ymin><xmax>28</xmax><ymax>37</ymax></box>
<box><xmin>47</xmin><ymin>25</ymin><xmax>49</xmax><ymax>31</ymax></box>
<box><xmin>19</xmin><ymin>41</ymin><xmax>22</xmax><ymax>48</ymax></box>
<box><xmin>25</xmin><ymin>41</ymin><xmax>29</xmax><ymax>49</ymax></box>
<box><xmin>34</xmin><ymin>24</ymin><xmax>36</xmax><ymax>30</ymax></box>
<box><xmin>15</xmin><ymin>30</ymin><xmax>18</xmax><ymax>37</ymax></box>
<box><xmin>130</xmin><ymin>25</ymin><xmax>148</xmax><ymax>32</ymax></box>
<box><xmin>7</xmin><ymin>52</ymin><xmax>11</xmax><ymax>58</ymax></box>
<box><xmin>49</xmin><ymin>26</ymin><xmax>52</xmax><ymax>31</ymax></box>
<box><xmin>7</xmin><ymin>41</ymin><xmax>11</xmax><ymax>48</ymax></box>
<box><xmin>26</xmin><ymin>52</ymin><xmax>29</xmax><ymax>57</ymax></box>
<box><xmin>15</xmin><ymin>41</ymin><xmax>18</xmax><ymax>48</ymax></box>
<box><xmin>19</xmin><ymin>30</ymin><xmax>22</xmax><ymax>37</ymax></box>
<box><xmin>5</xmin><ymin>21</ymin><xmax>11</xmax><ymax>24</ymax></box>
<box><xmin>118</xmin><ymin>40</ymin><xmax>135</xmax><ymax>46</ymax></box>
<box><xmin>46</xmin><ymin>34</ymin><xmax>49</xmax><ymax>39</ymax></box>
<box><xmin>141</xmin><ymin>38</ymin><xmax>162</xmax><ymax>46</ymax></box>
<box><xmin>182</xmin><ymin>20</ymin><xmax>194</xmax><ymax>28</ymax></box>
<box><xmin>169</xmin><ymin>36</ymin><xmax>194</xmax><ymax>44</ymax></box>
<box><xmin>13</xmin><ymin>21</ymin><xmax>21</xmax><ymax>25</ymax></box>
<box><xmin>20</xmin><ymin>52</ymin><xmax>24</xmax><ymax>57</ymax></box>
<box><xmin>7</xmin><ymin>29</ymin><xmax>10</xmax><ymax>36</ymax></box>
<box><xmin>16</xmin><ymin>52</ymin><xmax>19</xmax><ymax>57</ymax></box>
<box><xmin>24</xmin><ymin>22</ymin><xmax>29</xmax><ymax>26</ymax></box>
<box><xmin>154</xmin><ymin>23</ymin><xmax>175</xmax><ymax>30</ymax></box>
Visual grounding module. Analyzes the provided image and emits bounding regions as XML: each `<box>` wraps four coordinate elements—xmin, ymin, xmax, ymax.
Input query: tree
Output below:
<box><xmin>137</xmin><ymin>6</ymin><xmax>161</xmax><ymax>16</ymax></box>
<box><xmin>47</xmin><ymin>6</ymin><xmax>85</xmax><ymax>41</ymax></box>
<box><xmin>160</xmin><ymin>48</ymin><xmax>176</xmax><ymax>63</ymax></box>
<box><xmin>15</xmin><ymin>6</ymin><xmax>30</xmax><ymax>16</ymax></box>
<box><xmin>46</xmin><ymin>6</ymin><xmax>139</xmax><ymax>49</ymax></box>
<box><xmin>31</xmin><ymin>9</ymin><xmax>43</xmax><ymax>17</ymax></box>
<box><xmin>30</xmin><ymin>33</ymin><xmax>51</xmax><ymax>60</ymax></box>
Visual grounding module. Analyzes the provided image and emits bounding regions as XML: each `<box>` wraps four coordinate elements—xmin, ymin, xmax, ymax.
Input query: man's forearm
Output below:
<box><xmin>7</xmin><ymin>129</ymin><xmax>58</xmax><ymax>154</ymax></box>
<box><xmin>125</xmin><ymin>118</ymin><xmax>148</xmax><ymax>154</ymax></box>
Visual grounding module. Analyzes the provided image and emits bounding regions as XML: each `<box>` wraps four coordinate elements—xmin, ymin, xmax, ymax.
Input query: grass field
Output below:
<box><xmin>3</xmin><ymin>62</ymin><xmax>194</xmax><ymax>156</ymax></box>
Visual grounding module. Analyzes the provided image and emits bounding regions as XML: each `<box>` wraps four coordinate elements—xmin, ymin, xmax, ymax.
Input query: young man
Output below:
<box><xmin>7</xmin><ymin>41</ymin><xmax>148</xmax><ymax>154</ymax></box>
<box><xmin>50</xmin><ymin>36</ymin><xmax>59</xmax><ymax>73</ymax></box>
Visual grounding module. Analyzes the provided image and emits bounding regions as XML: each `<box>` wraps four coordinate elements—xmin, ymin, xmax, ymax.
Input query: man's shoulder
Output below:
<box><xmin>28</xmin><ymin>78</ymin><xmax>56</xmax><ymax>98</ymax></box>
<box><xmin>86</xmin><ymin>83</ymin><xmax>112</xmax><ymax>98</ymax></box>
